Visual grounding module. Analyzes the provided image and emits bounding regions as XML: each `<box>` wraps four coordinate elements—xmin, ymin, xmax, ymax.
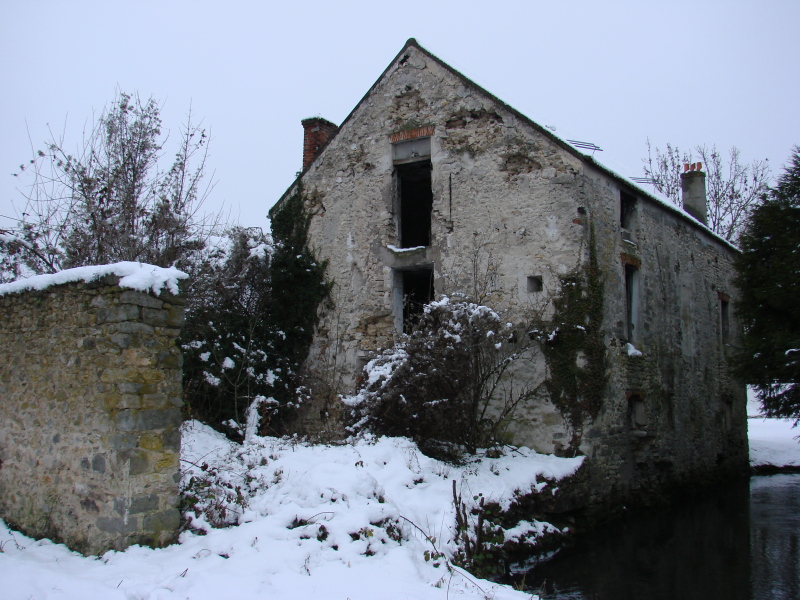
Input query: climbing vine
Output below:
<box><xmin>266</xmin><ymin>185</ymin><xmax>333</xmax><ymax>432</ymax></box>
<box><xmin>539</xmin><ymin>225</ymin><xmax>607</xmax><ymax>451</ymax></box>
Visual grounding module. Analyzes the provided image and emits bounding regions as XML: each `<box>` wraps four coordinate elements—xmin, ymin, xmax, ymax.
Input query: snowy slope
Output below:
<box><xmin>749</xmin><ymin>417</ymin><xmax>800</xmax><ymax>469</ymax></box>
<box><xmin>3</xmin><ymin>388</ymin><xmax>798</xmax><ymax>599</ymax></box>
<box><xmin>748</xmin><ymin>389</ymin><xmax>800</xmax><ymax>469</ymax></box>
<box><xmin>0</xmin><ymin>422</ymin><xmax>582</xmax><ymax>600</ymax></box>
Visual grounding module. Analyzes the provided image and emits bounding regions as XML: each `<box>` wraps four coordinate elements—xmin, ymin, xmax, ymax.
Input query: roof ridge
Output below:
<box><xmin>269</xmin><ymin>39</ymin><xmax>738</xmax><ymax>250</ymax></box>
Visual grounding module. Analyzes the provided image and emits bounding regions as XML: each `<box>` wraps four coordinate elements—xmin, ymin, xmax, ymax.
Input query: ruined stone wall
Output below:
<box><xmin>289</xmin><ymin>42</ymin><xmax>748</xmax><ymax>502</ymax></box>
<box><xmin>293</xmin><ymin>44</ymin><xmax>586</xmax><ymax>442</ymax></box>
<box><xmin>576</xmin><ymin>165</ymin><xmax>748</xmax><ymax>503</ymax></box>
<box><xmin>0</xmin><ymin>277</ymin><xmax>184</xmax><ymax>554</ymax></box>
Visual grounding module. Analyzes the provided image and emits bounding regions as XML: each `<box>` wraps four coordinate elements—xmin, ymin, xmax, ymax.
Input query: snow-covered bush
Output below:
<box><xmin>345</xmin><ymin>297</ymin><xmax>545</xmax><ymax>462</ymax></box>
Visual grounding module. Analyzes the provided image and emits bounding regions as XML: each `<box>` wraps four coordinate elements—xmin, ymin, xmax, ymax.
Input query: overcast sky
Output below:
<box><xmin>2</xmin><ymin>0</ymin><xmax>798</xmax><ymax>234</ymax></box>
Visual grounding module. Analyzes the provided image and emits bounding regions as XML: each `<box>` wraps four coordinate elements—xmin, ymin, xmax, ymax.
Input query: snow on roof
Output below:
<box><xmin>0</xmin><ymin>262</ymin><xmax>188</xmax><ymax>297</ymax></box>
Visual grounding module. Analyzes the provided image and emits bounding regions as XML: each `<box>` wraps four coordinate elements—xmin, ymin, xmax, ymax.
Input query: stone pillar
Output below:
<box><xmin>0</xmin><ymin>279</ymin><xmax>184</xmax><ymax>555</ymax></box>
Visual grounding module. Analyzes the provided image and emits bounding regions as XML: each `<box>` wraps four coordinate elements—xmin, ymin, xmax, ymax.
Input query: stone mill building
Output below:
<box><xmin>271</xmin><ymin>39</ymin><xmax>748</xmax><ymax>504</ymax></box>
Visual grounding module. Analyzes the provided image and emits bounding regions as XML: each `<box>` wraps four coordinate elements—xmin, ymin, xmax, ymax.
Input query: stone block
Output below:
<box><xmin>92</xmin><ymin>454</ymin><xmax>106</xmax><ymax>474</ymax></box>
<box><xmin>113</xmin><ymin>409</ymin><xmax>137</xmax><ymax>432</ymax></box>
<box><xmin>114</xmin><ymin>321</ymin><xmax>155</xmax><ymax>335</ymax></box>
<box><xmin>89</xmin><ymin>295</ymin><xmax>110</xmax><ymax>309</ymax></box>
<box><xmin>117</xmin><ymin>382</ymin><xmax>143</xmax><ymax>394</ymax></box>
<box><xmin>156</xmin><ymin>351</ymin><xmax>182</xmax><ymax>369</ymax></box>
<box><xmin>120</xmin><ymin>449</ymin><xmax>150</xmax><ymax>476</ymax></box>
<box><xmin>138</xmin><ymin>408</ymin><xmax>182</xmax><ymax>431</ymax></box>
<box><xmin>110</xmin><ymin>333</ymin><xmax>133</xmax><ymax>349</ymax></box>
<box><xmin>139</xmin><ymin>433</ymin><xmax>164</xmax><ymax>451</ymax></box>
<box><xmin>143</xmin><ymin>508</ymin><xmax>180</xmax><ymax>532</ymax></box>
<box><xmin>97</xmin><ymin>305</ymin><xmax>140</xmax><ymax>324</ymax></box>
<box><xmin>104</xmin><ymin>393</ymin><xmax>140</xmax><ymax>411</ymax></box>
<box><xmin>118</xmin><ymin>291</ymin><xmax>164</xmax><ymax>310</ymax></box>
<box><xmin>155</xmin><ymin>452</ymin><xmax>178</xmax><ymax>472</ymax></box>
<box><xmin>163</xmin><ymin>428</ymin><xmax>181</xmax><ymax>451</ymax></box>
<box><xmin>166</xmin><ymin>307</ymin><xmax>185</xmax><ymax>327</ymax></box>
<box><xmin>110</xmin><ymin>433</ymin><xmax>137</xmax><ymax>450</ymax></box>
<box><xmin>122</xmin><ymin>349</ymin><xmax>154</xmax><ymax>367</ymax></box>
<box><xmin>141</xmin><ymin>307</ymin><xmax>168</xmax><ymax>327</ymax></box>
<box><xmin>130</xmin><ymin>494</ymin><xmax>159</xmax><ymax>514</ymax></box>
<box><xmin>141</xmin><ymin>393</ymin><xmax>168</xmax><ymax>408</ymax></box>
<box><xmin>96</xmin><ymin>515</ymin><xmax>140</xmax><ymax>534</ymax></box>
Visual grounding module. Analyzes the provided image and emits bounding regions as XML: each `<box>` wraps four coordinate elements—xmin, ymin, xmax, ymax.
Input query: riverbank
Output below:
<box><xmin>2</xmin><ymin>394</ymin><xmax>797</xmax><ymax>599</ymax></box>
<box><xmin>748</xmin><ymin>390</ymin><xmax>800</xmax><ymax>473</ymax></box>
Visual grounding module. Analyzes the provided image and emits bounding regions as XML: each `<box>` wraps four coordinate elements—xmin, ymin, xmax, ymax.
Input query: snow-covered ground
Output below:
<box><xmin>0</xmin><ymin>423</ymin><xmax>582</xmax><ymax>600</ymax></box>
<box><xmin>748</xmin><ymin>388</ymin><xmax>800</xmax><ymax>469</ymax></box>
<box><xmin>2</xmin><ymin>389</ymin><xmax>798</xmax><ymax>600</ymax></box>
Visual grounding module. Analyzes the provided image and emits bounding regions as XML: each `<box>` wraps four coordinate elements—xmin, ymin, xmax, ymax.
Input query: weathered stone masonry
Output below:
<box><xmin>0</xmin><ymin>276</ymin><xmax>184</xmax><ymax>554</ymax></box>
<box><xmin>273</xmin><ymin>39</ymin><xmax>749</xmax><ymax>507</ymax></box>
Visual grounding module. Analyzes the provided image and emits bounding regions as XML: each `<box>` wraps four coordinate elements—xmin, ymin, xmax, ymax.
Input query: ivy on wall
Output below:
<box><xmin>540</xmin><ymin>225</ymin><xmax>607</xmax><ymax>451</ymax></box>
<box><xmin>266</xmin><ymin>185</ymin><xmax>333</xmax><ymax>431</ymax></box>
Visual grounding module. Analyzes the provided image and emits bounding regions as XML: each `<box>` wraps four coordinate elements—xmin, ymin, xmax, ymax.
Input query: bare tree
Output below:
<box><xmin>1</xmin><ymin>91</ymin><xmax>220</xmax><ymax>281</ymax></box>
<box><xmin>643</xmin><ymin>140</ymin><xmax>770</xmax><ymax>242</ymax></box>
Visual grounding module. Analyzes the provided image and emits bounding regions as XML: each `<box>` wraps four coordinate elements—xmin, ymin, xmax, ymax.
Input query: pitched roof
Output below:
<box><xmin>269</xmin><ymin>39</ymin><xmax>736</xmax><ymax>251</ymax></box>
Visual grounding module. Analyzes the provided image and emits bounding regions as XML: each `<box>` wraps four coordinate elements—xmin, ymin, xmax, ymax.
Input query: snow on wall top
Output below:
<box><xmin>0</xmin><ymin>262</ymin><xmax>188</xmax><ymax>297</ymax></box>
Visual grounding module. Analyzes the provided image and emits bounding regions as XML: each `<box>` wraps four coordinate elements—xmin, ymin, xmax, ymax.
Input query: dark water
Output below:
<box><xmin>519</xmin><ymin>474</ymin><xmax>800</xmax><ymax>600</ymax></box>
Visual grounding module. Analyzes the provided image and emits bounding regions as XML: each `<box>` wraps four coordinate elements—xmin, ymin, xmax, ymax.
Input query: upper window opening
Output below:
<box><xmin>396</xmin><ymin>160</ymin><xmax>433</xmax><ymax>248</ymax></box>
<box><xmin>625</xmin><ymin>264</ymin><xmax>640</xmax><ymax>342</ymax></box>
<box><xmin>721</xmin><ymin>298</ymin><xmax>730</xmax><ymax>344</ymax></box>
<box><xmin>628</xmin><ymin>394</ymin><xmax>647</xmax><ymax>429</ymax></box>
<box><xmin>621</xmin><ymin>191</ymin><xmax>637</xmax><ymax>230</ymax></box>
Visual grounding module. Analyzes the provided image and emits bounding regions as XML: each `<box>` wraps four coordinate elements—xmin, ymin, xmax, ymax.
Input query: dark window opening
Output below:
<box><xmin>401</xmin><ymin>267</ymin><xmax>434</xmax><ymax>333</ymax></box>
<box><xmin>620</xmin><ymin>190</ymin><xmax>637</xmax><ymax>229</ymax></box>
<box><xmin>397</xmin><ymin>161</ymin><xmax>433</xmax><ymax>248</ymax></box>
<box><xmin>628</xmin><ymin>394</ymin><xmax>647</xmax><ymax>429</ymax></box>
<box><xmin>527</xmin><ymin>275</ymin><xmax>543</xmax><ymax>293</ymax></box>
<box><xmin>625</xmin><ymin>264</ymin><xmax>640</xmax><ymax>342</ymax></box>
<box><xmin>721</xmin><ymin>299</ymin><xmax>730</xmax><ymax>344</ymax></box>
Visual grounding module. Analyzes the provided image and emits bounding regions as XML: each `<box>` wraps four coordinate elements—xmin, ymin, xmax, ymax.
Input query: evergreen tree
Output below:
<box><xmin>734</xmin><ymin>147</ymin><xmax>800</xmax><ymax>423</ymax></box>
<box><xmin>181</xmin><ymin>227</ymin><xmax>273</xmax><ymax>436</ymax></box>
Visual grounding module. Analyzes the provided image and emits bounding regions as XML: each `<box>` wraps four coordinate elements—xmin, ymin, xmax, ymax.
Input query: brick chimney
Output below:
<box><xmin>681</xmin><ymin>162</ymin><xmax>707</xmax><ymax>225</ymax></box>
<box><xmin>301</xmin><ymin>117</ymin><xmax>338</xmax><ymax>171</ymax></box>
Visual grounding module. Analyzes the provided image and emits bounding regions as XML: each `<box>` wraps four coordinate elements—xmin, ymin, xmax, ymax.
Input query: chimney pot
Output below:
<box><xmin>301</xmin><ymin>117</ymin><xmax>338</xmax><ymax>171</ymax></box>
